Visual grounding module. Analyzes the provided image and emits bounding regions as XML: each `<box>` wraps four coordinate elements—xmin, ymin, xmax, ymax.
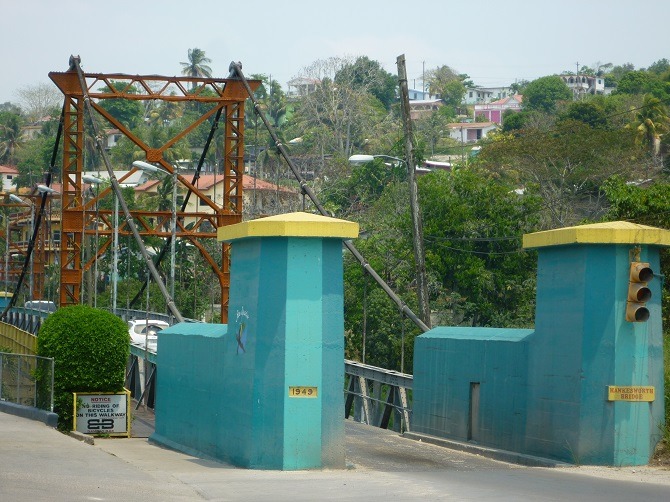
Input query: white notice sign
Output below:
<box><xmin>74</xmin><ymin>391</ymin><xmax>130</xmax><ymax>436</ymax></box>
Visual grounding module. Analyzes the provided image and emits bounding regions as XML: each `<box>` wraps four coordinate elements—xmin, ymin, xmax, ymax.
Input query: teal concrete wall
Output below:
<box><xmin>152</xmin><ymin>236</ymin><xmax>346</xmax><ymax>470</ymax></box>
<box><xmin>151</xmin><ymin>322</ymin><xmax>228</xmax><ymax>459</ymax></box>
<box><xmin>413</xmin><ymin>328</ymin><xmax>533</xmax><ymax>452</ymax></box>
<box><xmin>412</xmin><ymin>243</ymin><xmax>665</xmax><ymax>466</ymax></box>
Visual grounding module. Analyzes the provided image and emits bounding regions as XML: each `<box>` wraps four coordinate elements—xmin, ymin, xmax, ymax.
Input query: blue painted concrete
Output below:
<box><xmin>152</xmin><ymin>235</ymin><xmax>346</xmax><ymax>470</ymax></box>
<box><xmin>412</xmin><ymin>242</ymin><xmax>665</xmax><ymax>466</ymax></box>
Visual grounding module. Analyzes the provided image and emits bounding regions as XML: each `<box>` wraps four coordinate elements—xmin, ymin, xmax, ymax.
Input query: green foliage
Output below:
<box><xmin>522</xmin><ymin>76</ymin><xmax>572</xmax><ymax>113</ymax></box>
<box><xmin>335</xmin><ymin>56</ymin><xmax>397</xmax><ymax>110</ymax></box>
<box><xmin>14</xmin><ymin>135</ymin><xmax>55</xmax><ymax>187</ymax></box>
<box><xmin>97</xmin><ymin>81</ymin><xmax>143</xmax><ymax>130</ymax></box>
<box><xmin>476</xmin><ymin>119</ymin><xmax>644</xmax><ymax>227</ymax></box>
<box><xmin>418</xmin><ymin>168</ymin><xmax>541</xmax><ymax>327</ymax></box>
<box><xmin>501</xmin><ymin>110</ymin><xmax>526</xmax><ymax>132</ymax></box>
<box><xmin>36</xmin><ymin>306</ymin><xmax>129</xmax><ymax>431</ymax></box>
<box><xmin>559</xmin><ymin>101</ymin><xmax>607</xmax><ymax>128</ymax></box>
<box><xmin>320</xmin><ymin>157</ymin><xmax>406</xmax><ymax>218</ymax></box>
<box><xmin>180</xmin><ymin>48</ymin><xmax>212</xmax><ymax>79</ymax></box>
<box><xmin>0</xmin><ymin>110</ymin><xmax>24</xmax><ymax>164</ymax></box>
<box><xmin>628</xmin><ymin>94</ymin><xmax>669</xmax><ymax>153</ymax></box>
<box><xmin>615</xmin><ymin>70</ymin><xmax>665</xmax><ymax>97</ymax></box>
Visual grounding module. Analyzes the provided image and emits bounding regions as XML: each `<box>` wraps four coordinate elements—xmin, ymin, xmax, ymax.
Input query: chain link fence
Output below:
<box><xmin>0</xmin><ymin>352</ymin><xmax>54</xmax><ymax>412</ymax></box>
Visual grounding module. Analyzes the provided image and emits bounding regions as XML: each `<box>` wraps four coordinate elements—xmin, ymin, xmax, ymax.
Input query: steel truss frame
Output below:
<box><xmin>48</xmin><ymin>69</ymin><xmax>260</xmax><ymax>322</ymax></box>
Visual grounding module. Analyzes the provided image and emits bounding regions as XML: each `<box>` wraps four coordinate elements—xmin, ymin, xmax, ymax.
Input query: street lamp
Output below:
<box><xmin>132</xmin><ymin>161</ymin><xmax>178</xmax><ymax>313</ymax></box>
<box><xmin>83</xmin><ymin>175</ymin><xmax>104</xmax><ymax>307</ymax></box>
<box><xmin>9</xmin><ymin>194</ymin><xmax>35</xmax><ymax>301</ymax></box>
<box><xmin>36</xmin><ymin>184</ymin><xmax>58</xmax><ymax>195</ymax></box>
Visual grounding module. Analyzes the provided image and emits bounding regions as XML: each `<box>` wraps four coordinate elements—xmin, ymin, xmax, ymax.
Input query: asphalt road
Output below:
<box><xmin>1</xmin><ymin>411</ymin><xmax>670</xmax><ymax>501</ymax></box>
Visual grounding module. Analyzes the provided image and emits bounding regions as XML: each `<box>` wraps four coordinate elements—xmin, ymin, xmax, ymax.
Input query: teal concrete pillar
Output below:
<box><xmin>217</xmin><ymin>212</ymin><xmax>358</xmax><ymax>470</ymax></box>
<box><xmin>523</xmin><ymin>222</ymin><xmax>670</xmax><ymax>466</ymax></box>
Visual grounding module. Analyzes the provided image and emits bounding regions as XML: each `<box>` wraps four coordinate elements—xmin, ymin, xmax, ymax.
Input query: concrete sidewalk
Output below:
<box><xmin>2</xmin><ymin>409</ymin><xmax>670</xmax><ymax>501</ymax></box>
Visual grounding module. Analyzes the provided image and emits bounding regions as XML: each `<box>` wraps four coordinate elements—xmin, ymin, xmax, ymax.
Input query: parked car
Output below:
<box><xmin>24</xmin><ymin>300</ymin><xmax>57</xmax><ymax>313</ymax></box>
<box><xmin>128</xmin><ymin>319</ymin><xmax>169</xmax><ymax>351</ymax></box>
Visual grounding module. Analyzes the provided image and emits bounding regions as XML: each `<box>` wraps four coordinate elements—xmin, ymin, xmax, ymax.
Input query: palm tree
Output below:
<box><xmin>180</xmin><ymin>48</ymin><xmax>213</xmax><ymax>79</ymax></box>
<box><xmin>629</xmin><ymin>94</ymin><xmax>669</xmax><ymax>156</ymax></box>
<box><xmin>0</xmin><ymin>113</ymin><xmax>23</xmax><ymax>165</ymax></box>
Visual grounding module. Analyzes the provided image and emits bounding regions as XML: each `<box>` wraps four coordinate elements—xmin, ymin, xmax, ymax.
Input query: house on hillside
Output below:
<box><xmin>287</xmin><ymin>77</ymin><xmax>320</xmax><ymax>98</ymax></box>
<box><xmin>474</xmin><ymin>95</ymin><xmax>523</xmax><ymax>124</ymax></box>
<box><xmin>175</xmin><ymin>174</ymin><xmax>299</xmax><ymax>220</ymax></box>
<box><xmin>409</xmin><ymin>99</ymin><xmax>444</xmax><ymax>120</ymax></box>
<box><xmin>447</xmin><ymin>122</ymin><xmax>497</xmax><ymax>143</ymax></box>
<box><xmin>463</xmin><ymin>86</ymin><xmax>516</xmax><ymax>105</ymax></box>
<box><xmin>560</xmin><ymin>74</ymin><xmax>605</xmax><ymax>97</ymax></box>
<box><xmin>0</xmin><ymin>165</ymin><xmax>19</xmax><ymax>193</ymax></box>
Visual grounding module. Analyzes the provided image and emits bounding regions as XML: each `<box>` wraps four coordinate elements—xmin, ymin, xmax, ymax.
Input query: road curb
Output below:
<box><xmin>0</xmin><ymin>401</ymin><xmax>58</xmax><ymax>428</ymax></box>
<box><xmin>69</xmin><ymin>430</ymin><xmax>95</xmax><ymax>445</ymax></box>
<box><xmin>403</xmin><ymin>431</ymin><xmax>571</xmax><ymax>468</ymax></box>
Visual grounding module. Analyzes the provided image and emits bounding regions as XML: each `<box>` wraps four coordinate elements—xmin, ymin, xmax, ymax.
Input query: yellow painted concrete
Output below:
<box><xmin>218</xmin><ymin>212</ymin><xmax>359</xmax><ymax>242</ymax></box>
<box><xmin>523</xmin><ymin>221</ymin><xmax>670</xmax><ymax>249</ymax></box>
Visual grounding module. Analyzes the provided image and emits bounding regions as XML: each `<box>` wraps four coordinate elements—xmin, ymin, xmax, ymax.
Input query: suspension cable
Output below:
<box><xmin>227</xmin><ymin>61</ymin><xmax>429</xmax><ymax>333</ymax></box>
<box><xmin>0</xmin><ymin>102</ymin><xmax>66</xmax><ymax>320</ymax></box>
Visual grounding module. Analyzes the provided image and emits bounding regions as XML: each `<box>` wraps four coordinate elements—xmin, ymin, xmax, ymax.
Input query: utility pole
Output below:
<box><xmin>397</xmin><ymin>54</ymin><xmax>431</xmax><ymax>329</ymax></box>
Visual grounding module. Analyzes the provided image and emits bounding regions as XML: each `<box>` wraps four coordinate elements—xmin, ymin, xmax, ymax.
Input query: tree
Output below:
<box><xmin>37</xmin><ymin>306</ymin><xmax>129</xmax><ymax>431</ymax></box>
<box><xmin>414</xmin><ymin>107</ymin><xmax>453</xmax><ymax>155</ymax></box>
<box><xmin>522</xmin><ymin>76</ymin><xmax>572</xmax><ymax>113</ymax></box>
<box><xmin>647</xmin><ymin>58</ymin><xmax>670</xmax><ymax>75</ymax></box>
<box><xmin>615</xmin><ymin>70</ymin><xmax>658</xmax><ymax>95</ymax></box>
<box><xmin>628</xmin><ymin>94</ymin><xmax>669</xmax><ymax>156</ymax></box>
<box><xmin>334</xmin><ymin>56</ymin><xmax>397</xmax><ymax>110</ymax></box>
<box><xmin>14</xmin><ymin>135</ymin><xmax>54</xmax><ymax>187</ymax></box>
<box><xmin>418</xmin><ymin>169</ymin><xmax>542</xmax><ymax>327</ymax></box>
<box><xmin>476</xmin><ymin>120</ymin><xmax>645</xmax><ymax>227</ymax></box>
<box><xmin>559</xmin><ymin>101</ymin><xmax>607</xmax><ymax>128</ymax></box>
<box><xmin>290</xmin><ymin>70</ymin><xmax>386</xmax><ymax>158</ymax></box>
<box><xmin>97</xmin><ymin>81</ymin><xmax>143</xmax><ymax>130</ymax></box>
<box><xmin>15</xmin><ymin>83</ymin><xmax>62</xmax><ymax>123</ymax></box>
<box><xmin>441</xmin><ymin>80</ymin><xmax>467</xmax><ymax>109</ymax></box>
<box><xmin>601</xmin><ymin>176</ymin><xmax>670</xmax><ymax>331</ymax></box>
<box><xmin>0</xmin><ymin>111</ymin><xmax>23</xmax><ymax>164</ymax></box>
<box><xmin>425</xmin><ymin>65</ymin><xmax>460</xmax><ymax>97</ymax></box>
<box><xmin>180</xmin><ymin>48</ymin><xmax>213</xmax><ymax>79</ymax></box>
<box><xmin>509</xmin><ymin>79</ymin><xmax>529</xmax><ymax>95</ymax></box>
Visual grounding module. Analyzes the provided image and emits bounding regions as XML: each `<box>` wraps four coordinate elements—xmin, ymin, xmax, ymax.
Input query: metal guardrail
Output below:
<box><xmin>344</xmin><ymin>360</ymin><xmax>412</xmax><ymax>432</ymax></box>
<box><xmin>0</xmin><ymin>351</ymin><xmax>54</xmax><ymax>412</ymax></box>
<box><xmin>2</xmin><ymin>309</ymin><xmax>48</xmax><ymax>336</ymax></box>
<box><xmin>126</xmin><ymin>345</ymin><xmax>156</xmax><ymax>411</ymax></box>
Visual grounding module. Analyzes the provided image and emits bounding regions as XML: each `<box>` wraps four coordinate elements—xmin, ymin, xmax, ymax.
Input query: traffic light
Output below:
<box><xmin>625</xmin><ymin>261</ymin><xmax>653</xmax><ymax>322</ymax></box>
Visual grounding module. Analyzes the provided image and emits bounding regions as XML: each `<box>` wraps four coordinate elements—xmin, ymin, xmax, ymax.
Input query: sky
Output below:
<box><xmin>2</xmin><ymin>0</ymin><xmax>669</xmax><ymax>106</ymax></box>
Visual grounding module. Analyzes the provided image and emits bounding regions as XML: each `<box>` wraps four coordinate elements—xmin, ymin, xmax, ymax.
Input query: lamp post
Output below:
<box><xmin>132</xmin><ymin>161</ymin><xmax>177</xmax><ymax>312</ymax></box>
<box><xmin>4</xmin><ymin>208</ymin><xmax>9</xmax><ymax>295</ymax></box>
<box><xmin>83</xmin><ymin>175</ymin><xmax>104</xmax><ymax>308</ymax></box>
<box><xmin>9</xmin><ymin>194</ymin><xmax>35</xmax><ymax>301</ymax></box>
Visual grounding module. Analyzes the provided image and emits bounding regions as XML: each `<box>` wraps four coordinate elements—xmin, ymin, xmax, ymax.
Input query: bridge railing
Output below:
<box><xmin>344</xmin><ymin>360</ymin><xmax>412</xmax><ymax>432</ymax></box>
<box><xmin>0</xmin><ymin>351</ymin><xmax>54</xmax><ymax>412</ymax></box>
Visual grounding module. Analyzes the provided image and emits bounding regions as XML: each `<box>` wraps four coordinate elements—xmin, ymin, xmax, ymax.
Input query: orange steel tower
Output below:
<box><xmin>48</xmin><ymin>61</ymin><xmax>260</xmax><ymax>322</ymax></box>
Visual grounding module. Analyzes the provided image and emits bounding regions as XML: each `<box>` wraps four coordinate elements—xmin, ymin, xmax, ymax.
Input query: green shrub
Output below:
<box><xmin>37</xmin><ymin>306</ymin><xmax>129</xmax><ymax>431</ymax></box>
